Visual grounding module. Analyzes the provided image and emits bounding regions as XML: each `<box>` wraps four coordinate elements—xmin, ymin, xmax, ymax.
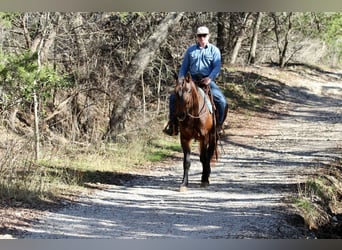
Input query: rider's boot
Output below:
<box><xmin>216</xmin><ymin>123</ymin><xmax>224</xmax><ymax>136</ymax></box>
<box><xmin>163</xmin><ymin>120</ymin><xmax>179</xmax><ymax>136</ymax></box>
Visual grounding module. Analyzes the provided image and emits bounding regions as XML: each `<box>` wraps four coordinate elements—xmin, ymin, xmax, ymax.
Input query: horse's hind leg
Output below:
<box><xmin>199</xmin><ymin>141</ymin><xmax>211</xmax><ymax>188</ymax></box>
<box><xmin>201</xmin><ymin>132</ymin><xmax>217</xmax><ymax>188</ymax></box>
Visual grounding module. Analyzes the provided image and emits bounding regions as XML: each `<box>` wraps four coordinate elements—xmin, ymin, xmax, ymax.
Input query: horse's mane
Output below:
<box><xmin>188</xmin><ymin>79</ymin><xmax>200</xmax><ymax>112</ymax></box>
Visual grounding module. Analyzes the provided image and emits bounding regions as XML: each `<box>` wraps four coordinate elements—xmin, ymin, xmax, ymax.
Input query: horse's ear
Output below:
<box><xmin>185</xmin><ymin>73</ymin><xmax>191</xmax><ymax>82</ymax></box>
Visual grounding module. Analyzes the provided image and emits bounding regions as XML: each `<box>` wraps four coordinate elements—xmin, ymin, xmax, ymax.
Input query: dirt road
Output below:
<box><xmin>18</xmin><ymin>67</ymin><xmax>342</xmax><ymax>239</ymax></box>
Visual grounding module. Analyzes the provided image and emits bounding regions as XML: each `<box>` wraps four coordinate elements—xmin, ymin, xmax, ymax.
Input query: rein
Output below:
<box><xmin>180</xmin><ymin>84</ymin><xmax>208</xmax><ymax>120</ymax></box>
<box><xmin>187</xmin><ymin>97</ymin><xmax>207</xmax><ymax>119</ymax></box>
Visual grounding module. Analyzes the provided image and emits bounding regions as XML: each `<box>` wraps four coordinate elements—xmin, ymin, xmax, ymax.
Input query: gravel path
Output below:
<box><xmin>21</xmin><ymin>71</ymin><xmax>342</xmax><ymax>239</ymax></box>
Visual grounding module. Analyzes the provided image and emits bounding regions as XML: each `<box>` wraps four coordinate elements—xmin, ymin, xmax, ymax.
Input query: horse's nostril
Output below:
<box><xmin>177</xmin><ymin>112</ymin><xmax>186</xmax><ymax>121</ymax></box>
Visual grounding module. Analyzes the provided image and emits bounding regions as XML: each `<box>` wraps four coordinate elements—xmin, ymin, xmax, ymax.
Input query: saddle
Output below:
<box><xmin>197</xmin><ymin>87</ymin><xmax>213</xmax><ymax>114</ymax></box>
<box><xmin>193</xmin><ymin>79</ymin><xmax>218</xmax><ymax>128</ymax></box>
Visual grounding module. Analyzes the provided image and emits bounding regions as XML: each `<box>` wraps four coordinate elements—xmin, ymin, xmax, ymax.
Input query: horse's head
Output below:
<box><xmin>174</xmin><ymin>75</ymin><xmax>194</xmax><ymax>121</ymax></box>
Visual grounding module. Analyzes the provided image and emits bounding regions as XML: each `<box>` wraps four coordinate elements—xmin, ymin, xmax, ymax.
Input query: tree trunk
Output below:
<box><xmin>32</xmin><ymin>13</ymin><xmax>50</xmax><ymax>161</ymax></box>
<box><xmin>105</xmin><ymin>12</ymin><xmax>184</xmax><ymax>141</ymax></box>
<box><xmin>272</xmin><ymin>12</ymin><xmax>293</xmax><ymax>68</ymax></box>
<box><xmin>40</xmin><ymin>13</ymin><xmax>61</xmax><ymax>63</ymax></box>
<box><xmin>217</xmin><ymin>12</ymin><xmax>227</xmax><ymax>64</ymax></box>
<box><xmin>227</xmin><ymin>14</ymin><xmax>236</xmax><ymax>55</ymax></box>
<box><xmin>280</xmin><ymin>12</ymin><xmax>293</xmax><ymax>67</ymax></box>
<box><xmin>24</xmin><ymin>13</ymin><xmax>60</xmax><ymax>160</ymax></box>
<box><xmin>71</xmin><ymin>12</ymin><xmax>88</xmax><ymax>66</ymax></box>
<box><xmin>248</xmin><ymin>12</ymin><xmax>263</xmax><ymax>64</ymax></box>
<box><xmin>141</xmin><ymin>73</ymin><xmax>146</xmax><ymax>122</ymax></box>
<box><xmin>230</xmin><ymin>12</ymin><xmax>252</xmax><ymax>65</ymax></box>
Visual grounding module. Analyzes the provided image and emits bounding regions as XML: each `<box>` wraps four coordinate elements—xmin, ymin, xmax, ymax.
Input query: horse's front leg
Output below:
<box><xmin>180</xmin><ymin>137</ymin><xmax>191</xmax><ymax>192</ymax></box>
<box><xmin>200</xmin><ymin>140</ymin><xmax>211</xmax><ymax>188</ymax></box>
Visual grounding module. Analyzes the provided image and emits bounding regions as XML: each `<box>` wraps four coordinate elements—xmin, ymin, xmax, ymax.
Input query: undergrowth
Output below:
<box><xmin>220</xmin><ymin>66</ymin><xmax>277</xmax><ymax>112</ymax></box>
<box><xmin>0</xmin><ymin>65</ymin><xmax>277</xmax><ymax>207</ymax></box>
<box><xmin>0</xmin><ymin>137</ymin><xmax>53</xmax><ymax>205</ymax></box>
<box><xmin>0</xmin><ymin>128</ymin><xmax>181</xmax><ymax>206</ymax></box>
<box><xmin>293</xmin><ymin>156</ymin><xmax>342</xmax><ymax>236</ymax></box>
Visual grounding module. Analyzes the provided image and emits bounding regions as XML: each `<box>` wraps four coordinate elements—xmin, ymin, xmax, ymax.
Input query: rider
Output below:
<box><xmin>163</xmin><ymin>26</ymin><xmax>227</xmax><ymax>136</ymax></box>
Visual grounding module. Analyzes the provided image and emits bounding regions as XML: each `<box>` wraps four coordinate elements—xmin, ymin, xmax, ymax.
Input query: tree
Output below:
<box><xmin>105</xmin><ymin>12</ymin><xmax>184</xmax><ymax>141</ymax></box>
<box><xmin>0</xmin><ymin>12</ymin><xmax>64</xmax><ymax>160</ymax></box>
<box><xmin>315</xmin><ymin>12</ymin><xmax>342</xmax><ymax>66</ymax></box>
<box><xmin>248</xmin><ymin>12</ymin><xmax>263</xmax><ymax>64</ymax></box>
<box><xmin>230</xmin><ymin>12</ymin><xmax>252</xmax><ymax>65</ymax></box>
<box><xmin>216</xmin><ymin>12</ymin><xmax>228</xmax><ymax>64</ymax></box>
<box><xmin>1</xmin><ymin>12</ymin><xmax>341</xmax><ymax>145</ymax></box>
<box><xmin>271</xmin><ymin>12</ymin><xmax>293</xmax><ymax>68</ymax></box>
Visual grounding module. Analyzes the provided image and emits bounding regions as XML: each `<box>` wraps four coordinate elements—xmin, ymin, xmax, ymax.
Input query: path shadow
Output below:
<box><xmin>19</xmin><ymin>169</ymin><xmax>307</xmax><ymax>239</ymax></box>
<box><xmin>286</xmin><ymin>63</ymin><xmax>342</xmax><ymax>80</ymax></box>
<box><xmin>222</xmin><ymin>68</ymin><xmax>341</xmax><ymax>124</ymax></box>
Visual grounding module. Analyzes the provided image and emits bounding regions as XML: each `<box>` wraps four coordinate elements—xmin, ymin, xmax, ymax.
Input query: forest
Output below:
<box><xmin>0</xmin><ymin>12</ymin><xmax>340</xmax><ymax>147</ymax></box>
<box><xmin>0</xmin><ymin>12</ymin><xmax>341</xmax><ymax>206</ymax></box>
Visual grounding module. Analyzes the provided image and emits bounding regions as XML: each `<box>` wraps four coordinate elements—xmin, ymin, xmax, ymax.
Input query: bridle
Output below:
<box><xmin>176</xmin><ymin>80</ymin><xmax>207</xmax><ymax>121</ymax></box>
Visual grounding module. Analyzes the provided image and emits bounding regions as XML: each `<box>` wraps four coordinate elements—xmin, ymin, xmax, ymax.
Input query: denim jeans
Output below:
<box><xmin>169</xmin><ymin>81</ymin><xmax>227</xmax><ymax>124</ymax></box>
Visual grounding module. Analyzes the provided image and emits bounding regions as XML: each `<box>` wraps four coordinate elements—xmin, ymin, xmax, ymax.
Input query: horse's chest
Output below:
<box><xmin>180</xmin><ymin>122</ymin><xmax>205</xmax><ymax>139</ymax></box>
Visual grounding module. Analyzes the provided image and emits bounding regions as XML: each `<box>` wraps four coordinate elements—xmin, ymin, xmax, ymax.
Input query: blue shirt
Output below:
<box><xmin>178</xmin><ymin>43</ymin><xmax>221</xmax><ymax>81</ymax></box>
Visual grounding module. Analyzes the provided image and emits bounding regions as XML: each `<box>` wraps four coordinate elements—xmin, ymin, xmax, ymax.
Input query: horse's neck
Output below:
<box><xmin>191</xmin><ymin>85</ymin><xmax>204</xmax><ymax>113</ymax></box>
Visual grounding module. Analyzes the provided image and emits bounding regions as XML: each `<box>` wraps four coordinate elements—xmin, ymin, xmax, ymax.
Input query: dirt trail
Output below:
<box><xmin>16</xmin><ymin>68</ymin><xmax>342</xmax><ymax>239</ymax></box>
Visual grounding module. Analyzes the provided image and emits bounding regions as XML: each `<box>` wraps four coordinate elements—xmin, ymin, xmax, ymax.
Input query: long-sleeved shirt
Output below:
<box><xmin>178</xmin><ymin>43</ymin><xmax>221</xmax><ymax>81</ymax></box>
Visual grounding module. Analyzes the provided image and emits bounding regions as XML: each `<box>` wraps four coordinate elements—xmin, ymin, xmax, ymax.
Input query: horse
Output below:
<box><xmin>174</xmin><ymin>74</ymin><xmax>218</xmax><ymax>192</ymax></box>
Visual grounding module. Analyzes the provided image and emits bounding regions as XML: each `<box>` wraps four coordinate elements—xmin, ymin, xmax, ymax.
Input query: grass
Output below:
<box><xmin>42</xmin><ymin>137</ymin><xmax>181</xmax><ymax>171</ymax></box>
<box><xmin>223</xmin><ymin>83</ymin><xmax>266</xmax><ymax>111</ymax></box>
<box><xmin>0</xmin><ymin>139</ymin><xmax>54</xmax><ymax>205</ymax></box>
<box><xmin>293</xmin><ymin>157</ymin><xmax>342</xmax><ymax>231</ymax></box>
<box><xmin>294</xmin><ymin>181</ymin><xmax>330</xmax><ymax>230</ymax></box>
<box><xmin>0</xmin><ymin>129</ymin><xmax>181</xmax><ymax>206</ymax></box>
<box><xmin>293</xmin><ymin>197</ymin><xmax>321</xmax><ymax>230</ymax></box>
<box><xmin>144</xmin><ymin>138</ymin><xmax>181</xmax><ymax>162</ymax></box>
<box><xmin>219</xmin><ymin>67</ymin><xmax>273</xmax><ymax>112</ymax></box>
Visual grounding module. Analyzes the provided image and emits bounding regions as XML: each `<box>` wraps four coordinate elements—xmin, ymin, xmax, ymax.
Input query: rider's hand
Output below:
<box><xmin>201</xmin><ymin>77</ymin><xmax>211</xmax><ymax>86</ymax></box>
<box><xmin>178</xmin><ymin>77</ymin><xmax>184</xmax><ymax>84</ymax></box>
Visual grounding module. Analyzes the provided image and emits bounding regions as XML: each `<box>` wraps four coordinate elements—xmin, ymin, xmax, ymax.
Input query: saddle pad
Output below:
<box><xmin>197</xmin><ymin>87</ymin><xmax>213</xmax><ymax>113</ymax></box>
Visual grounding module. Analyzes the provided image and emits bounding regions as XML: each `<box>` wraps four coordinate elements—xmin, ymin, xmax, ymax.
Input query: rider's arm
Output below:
<box><xmin>208</xmin><ymin>46</ymin><xmax>221</xmax><ymax>81</ymax></box>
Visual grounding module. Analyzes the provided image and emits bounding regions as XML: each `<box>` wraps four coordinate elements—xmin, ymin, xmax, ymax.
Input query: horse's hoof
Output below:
<box><xmin>200</xmin><ymin>182</ymin><xmax>209</xmax><ymax>188</ymax></box>
<box><xmin>179</xmin><ymin>186</ymin><xmax>188</xmax><ymax>192</ymax></box>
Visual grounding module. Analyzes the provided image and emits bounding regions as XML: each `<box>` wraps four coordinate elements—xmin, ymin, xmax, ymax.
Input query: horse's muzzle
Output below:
<box><xmin>177</xmin><ymin>112</ymin><xmax>187</xmax><ymax>122</ymax></box>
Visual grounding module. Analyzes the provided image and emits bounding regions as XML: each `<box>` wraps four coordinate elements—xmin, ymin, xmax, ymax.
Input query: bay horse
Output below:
<box><xmin>174</xmin><ymin>74</ymin><xmax>218</xmax><ymax>192</ymax></box>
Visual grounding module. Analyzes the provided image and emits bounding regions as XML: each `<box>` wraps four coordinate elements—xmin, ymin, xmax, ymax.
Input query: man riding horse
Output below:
<box><xmin>164</xmin><ymin>26</ymin><xmax>228</xmax><ymax>136</ymax></box>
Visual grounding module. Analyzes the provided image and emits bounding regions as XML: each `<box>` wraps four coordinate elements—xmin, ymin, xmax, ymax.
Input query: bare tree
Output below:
<box><xmin>248</xmin><ymin>12</ymin><xmax>263</xmax><ymax>64</ymax></box>
<box><xmin>216</xmin><ymin>12</ymin><xmax>228</xmax><ymax>64</ymax></box>
<box><xmin>2</xmin><ymin>12</ymin><xmax>337</xmax><ymax>145</ymax></box>
<box><xmin>105</xmin><ymin>12</ymin><xmax>184</xmax><ymax>141</ymax></box>
<box><xmin>230</xmin><ymin>12</ymin><xmax>252</xmax><ymax>65</ymax></box>
<box><xmin>271</xmin><ymin>12</ymin><xmax>293</xmax><ymax>68</ymax></box>
<box><xmin>22</xmin><ymin>12</ymin><xmax>60</xmax><ymax>160</ymax></box>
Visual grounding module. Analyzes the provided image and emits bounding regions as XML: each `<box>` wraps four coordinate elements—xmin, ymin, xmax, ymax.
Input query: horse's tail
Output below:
<box><xmin>214</xmin><ymin>139</ymin><xmax>219</xmax><ymax>161</ymax></box>
<box><xmin>209</xmin><ymin>130</ymin><xmax>219</xmax><ymax>165</ymax></box>
<box><xmin>212</xmin><ymin>103</ymin><xmax>228</xmax><ymax>163</ymax></box>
